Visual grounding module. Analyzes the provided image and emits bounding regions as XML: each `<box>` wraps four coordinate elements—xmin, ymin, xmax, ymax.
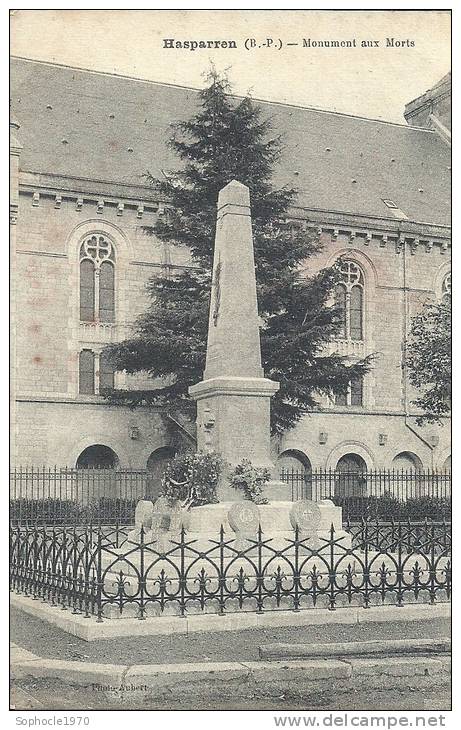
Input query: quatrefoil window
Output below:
<box><xmin>80</xmin><ymin>235</ymin><xmax>115</xmax><ymax>265</ymax></box>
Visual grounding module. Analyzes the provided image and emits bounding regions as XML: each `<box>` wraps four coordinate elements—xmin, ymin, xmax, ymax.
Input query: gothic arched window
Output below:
<box><xmin>79</xmin><ymin>235</ymin><xmax>115</xmax><ymax>322</ymax></box>
<box><xmin>442</xmin><ymin>273</ymin><xmax>451</xmax><ymax>305</ymax></box>
<box><xmin>334</xmin><ymin>260</ymin><xmax>364</xmax><ymax>340</ymax></box>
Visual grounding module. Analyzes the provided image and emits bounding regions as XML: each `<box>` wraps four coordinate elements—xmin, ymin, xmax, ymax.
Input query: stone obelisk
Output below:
<box><xmin>189</xmin><ymin>181</ymin><xmax>279</xmax><ymax>499</ymax></box>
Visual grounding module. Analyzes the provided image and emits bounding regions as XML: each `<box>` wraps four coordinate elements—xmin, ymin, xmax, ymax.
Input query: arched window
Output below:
<box><xmin>335</xmin><ymin>453</ymin><xmax>367</xmax><ymax>498</ymax></box>
<box><xmin>278</xmin><ymin>450</ymin><xmax>312</xmax><ymax>500</ymax></box>
<box><xmin>146</xmin><ymin>446</ymin><xmax>176</xmax><ymax>500</ymax></box>
<box><xmin>76</xmin><ymin>444</ymin><xmax>119</xmax><ymax>469</ymax></box>
<box><xmin>79</xmin><ymin>234</ymin><xmax>115</xmax><ymax>322</ymax></box>
<box><xmin>442</xmin><ymin>273</ymin><xmax>451</xmax><ymax>305</ymax></box>
<box><xmin>392</xmin><ymin>451</ymin><xmax>422</xmax><ymax>471</ymax></box>
<box><xmin>335</xmin><ymin>260</ymin><xmax>364</xmax><ymax>340</ymax></box>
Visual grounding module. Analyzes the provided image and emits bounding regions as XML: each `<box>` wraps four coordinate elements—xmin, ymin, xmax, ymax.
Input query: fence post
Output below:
<box><xmin>139</xmin><ymin>524</ymin><xmax>146</xmax><ymax>620</ymax></box>
<box><xmin>292</xmin><ymin>524</ymin><xmax>300</xmax><ymax>612</ymax></box>
<box><xmin>428</xmin><ymin>520</ymin><xmax>437</xmax><ymax>605</ymax></box>
<box><xmin>328</xmin><ymin>523</ymin><xmax>336</xmax><ymax>611</ymax></box>
<box><xmin>95</xmin><ymin>527</ymin><xmax>104</xmax><ymax>622</ymax></box>
<box><xmin>218</xmin><ymin>524</ymin><xmax>225</xmax><ymax>615</ymax></box>
<box><xmin>178</xmin><ymin>525</ymin><xmax>186</xmax><ymax>618</ymax></box>
<box><xmin>256</xmin><ymin>524</ymin><xmax>264</xmax><ymax>614</ymax></box>
<box><xmin>363</xmin><ymin>519</ymin><xmax>370</xmax><ymax>608</ymax></box>
<box><xmin>396</xmin><ymin>522</ymin><xmax>404</xmax><ymax>607</ymax></box>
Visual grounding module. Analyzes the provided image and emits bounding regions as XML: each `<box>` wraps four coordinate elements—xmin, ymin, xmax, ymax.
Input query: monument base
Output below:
<box><xmin>125</xmin><ymin>499</ymin><xmax>350</xmax><ymax>553</ymax></box>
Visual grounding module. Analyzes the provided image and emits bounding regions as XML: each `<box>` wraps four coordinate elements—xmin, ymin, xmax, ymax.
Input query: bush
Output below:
<box><xmin>335</xmin><ymin>494</ymin><xmax>451</xmax><ymax>522</ymax></box>
<box><xmin>9</xmin><ymin>496</ymin><xmax>138</xmax><ymax>526</ymax></box>
<box><xmin>229</xmin><ymin>460</ymin><xmax>271</xmax><ymax>504</ymax></box>
<box><xmin>161</xmin><ymin>451</ymin><xmax>222</xmax><ymax>507</ymax></box>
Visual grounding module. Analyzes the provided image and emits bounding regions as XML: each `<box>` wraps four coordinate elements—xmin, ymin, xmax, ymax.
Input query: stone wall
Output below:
<box><xmin>12</xmin><ymin>185</ymin><xmax>451</xmax><ymax>470</ymax></box>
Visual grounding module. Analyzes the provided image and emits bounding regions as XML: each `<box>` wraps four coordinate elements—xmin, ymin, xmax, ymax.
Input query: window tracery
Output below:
<box><xmin>442</xmin><ymin>273</ymin><xmax>451</xmax><ymax>304</ymax></box>
<box><xmin>79</xmin><ymin>235</ymin><xmax>115</xmax><ymax>322</ymax></box>
<box><xmin>334</xmin><ymin>260</ymin><xmax>364</xmax><ymax>341</ymax></box>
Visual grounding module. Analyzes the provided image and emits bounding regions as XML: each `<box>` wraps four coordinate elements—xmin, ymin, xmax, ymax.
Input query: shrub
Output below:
<box><xmin>334</xmin><ymin>494</ymin><xmax>451</xmax><ymax>522</ymax></box>
<box><xmin>161</xmin><ymin>451</ymin><xmax>222</xmax><ymax>507</ymax></box>
<box><xmin>229</xmin><ymin>460</ymin><xmax>271</xmax><ymax>504</ymax></box>
<box><xmin>9</xmin><ymin>496</ymin><xmax>138</xmax><ymax>526</ymax></box>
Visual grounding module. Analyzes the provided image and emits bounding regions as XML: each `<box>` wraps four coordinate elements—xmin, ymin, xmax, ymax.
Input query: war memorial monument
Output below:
<box><xmin>128</xmin><ymin>180</ymin><xmax>346</xmax><ymax>558</ymax></box>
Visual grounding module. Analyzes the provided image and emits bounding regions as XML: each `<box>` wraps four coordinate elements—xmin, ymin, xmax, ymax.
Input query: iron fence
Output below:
<box><xmin>10</xmin><ymin>466</ymin><xmax>452</xmax><ymax>526</ymax></box>
<box><xmin>10</xmin><ymin>519</ymin><xmax>451</xmax><ymax>621</ymax></box>
<box><xmin>10</xmin><ymin>467</ymin><xmax>150</xmax><ymax>526</ymax></box>
<box><xmin>281</xmin><ymin>468</ymin><xmax>451</xmax><ymax>520</ymax></box>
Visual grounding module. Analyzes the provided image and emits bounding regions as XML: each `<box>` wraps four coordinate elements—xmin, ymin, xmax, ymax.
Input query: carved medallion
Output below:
<box><xmin>290</xmin><ymin>500</ymin><xmax>321</xmax><ymax>534</ymax></box>
<box><xmin>228</xmin><ymin>501</ymin><xmax>260</xmax><ymax>535</ymax></box>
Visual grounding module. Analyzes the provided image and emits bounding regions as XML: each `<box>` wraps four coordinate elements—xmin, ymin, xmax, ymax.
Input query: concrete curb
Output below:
<box><xmin>11</xmin><ymin>642</ymin><xmax>451</xmax><ymax>701</ymax></box>
<box><xmin>259</xmin><ymin>638</ymin><xmax>451</xmax><ymax>660</ymax></box>
<box><xmin>10</xmin><ymin>592</ymin><xmax>451</xmax><ymax>641</ymax></box>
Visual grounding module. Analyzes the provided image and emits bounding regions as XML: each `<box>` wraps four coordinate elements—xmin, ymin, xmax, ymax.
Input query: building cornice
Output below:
<box><xmin>18</xmin><ymin>171</ymin><xmax>451</xmax><ymax>246</ymax></box>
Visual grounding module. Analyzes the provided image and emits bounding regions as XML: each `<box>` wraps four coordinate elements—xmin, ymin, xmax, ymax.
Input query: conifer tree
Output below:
<box><xmin>105</xmin><ymin>70</ymin><xmax>372</xmax><ymax>434</ymax></box>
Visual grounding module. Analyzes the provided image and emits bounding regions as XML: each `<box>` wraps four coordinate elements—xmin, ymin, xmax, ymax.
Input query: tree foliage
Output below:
<box><xmin>407</xmin><ymin>300</ymin><xmax>451</xmax><ymax>424</ymax></box>
<box><xmin>104</xmin><ymin>69</ymin><xmax>372</xmax><ymax>434</ymax></box>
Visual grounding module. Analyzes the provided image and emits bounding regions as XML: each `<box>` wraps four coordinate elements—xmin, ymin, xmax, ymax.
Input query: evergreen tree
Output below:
<box><xmin>104</xmin><ymin>70</ymin><xmax>372</xmax><ymax>434</ymax></box>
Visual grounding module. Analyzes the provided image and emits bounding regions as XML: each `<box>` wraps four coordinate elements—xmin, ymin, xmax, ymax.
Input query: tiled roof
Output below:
<box><xmin>11</xmin><ymin>57</ymin><xmax>451</xmax><ymax>226</ymax></box>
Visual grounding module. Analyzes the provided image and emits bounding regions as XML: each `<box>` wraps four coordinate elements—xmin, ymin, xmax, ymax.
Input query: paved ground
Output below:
<box><xmin>10</xmin><ymin>676</ymin><xmax>451</xmax><ymax>711</ymax></box>
<box><xmin>11</xmin><ymin>606</ymin><xmax>451</xmax><ymax>665</ymax></box>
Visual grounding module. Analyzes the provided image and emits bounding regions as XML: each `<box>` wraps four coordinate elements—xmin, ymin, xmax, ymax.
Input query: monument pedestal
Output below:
<box><xmin>184</xmin><ymin>499</ymin><xmax>350</xmax><ymax>549</ymax></box>
<box><xmin>189</xmin><ymin>376</ymin><xmax>279</xmax><ymax>499</ymax></box>
<box><xmin>125</xmin><ymin>498</ymin><xmax>350</xmax><ymax>554</ymax></box>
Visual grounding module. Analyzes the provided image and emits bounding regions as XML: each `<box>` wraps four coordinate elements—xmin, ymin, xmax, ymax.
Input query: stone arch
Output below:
<box><xmin>145</xmin><ymin>446</ymin><xmax>176</xmax><ymax>500</ymax></box>
<box><xmin>334</xmin><ymin>452</ymin><xmax>368</xmax><ymax>498</ymax></box>
<box><xmin>277</xmin><ymin>449</ymin><xmax>313</xmax><ymax>500</ymax></box>
<box><xmin>76</xmin><ymin>444</ymin><xmax>119</xmax><ymax>469</ymax></box>
<box><xmin>277</xmin><ymin>449</ymin><xmax>312</xmax><ymax>473</ymax></box>
<box><xmin>442</xmin><ymin>455</ymin><xmax>451</xmax><ymax>471</ymax></box>
<box><xmin>325</xmin><ymin>441</ymin><xmax>375</xmax><ymax>471</ymax></box>
<box><xmin>391</xmin><ymin>450</ymin><xmax>423</xmax><ymax>471</ymax></box>
<box><xmin>325</xmin><ymin>247</ymin><xmax>379</xmax><ymax>290</ymax></box>
<box><xmin>438</xmin><ymin>448</ymin><xmax>451</xmax><ymax>471</ymax></box>
<box><xmin>66</xmin><ymin>434</ymin><xmax>131</xmax><ymax>468</ymax></box>
<box><xmin>434</xmin><ymin>261</ymin><xmax>451</xmax><ymax>303</ymax></box>
<box><xmin>65</xmin><ymin>218</ymin><xmax>135</xmax><ymax>262</ymax></box>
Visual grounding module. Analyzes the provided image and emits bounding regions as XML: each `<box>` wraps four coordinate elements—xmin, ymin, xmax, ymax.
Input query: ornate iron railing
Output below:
<box><xmin>10</xmin><ymin>467</ymin><xmax>150</xmax><ymax>525</ymax></box>
<box><xmin>281</xmin><ymin>468</ymin><xmax>451</xmax><ymax>521</ymax></box>
<box><xmin>10</xmin><ymin>520</ymin><xmax>451</xmax><ymax>621</ymax></box>
<box><xmin>10</xmin><ymin>466</ymin><xmax>452</xmax><ymax>525</ymax></box>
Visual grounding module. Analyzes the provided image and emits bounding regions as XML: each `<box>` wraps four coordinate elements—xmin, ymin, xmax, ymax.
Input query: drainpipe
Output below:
<box><xmin>401</xmin><ymin>231</ymin><xmax>434</xmax><ymax>467</ymax></box>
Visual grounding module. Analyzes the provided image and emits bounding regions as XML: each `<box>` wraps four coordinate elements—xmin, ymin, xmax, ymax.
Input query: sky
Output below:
<box><xmin>10</xmin><ymin>9</ymin><xmax>451</xmax><ymax>124</ymax></box>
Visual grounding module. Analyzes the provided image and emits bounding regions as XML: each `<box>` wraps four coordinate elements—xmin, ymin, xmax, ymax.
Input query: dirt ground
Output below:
<box><xmin>10</xmin><ymin>606</ymin><xmax>451</xmax><ymax>666</ymax></box>
<box><xmin>10</xmin><ymin>676</ymin><xmax>451</xmax><ymax>712</ymax></box>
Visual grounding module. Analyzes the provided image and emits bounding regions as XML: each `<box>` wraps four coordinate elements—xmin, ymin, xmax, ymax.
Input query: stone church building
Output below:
<box><xmin>10</xmin><ymin>57</ymin><xmax>451</xmax><ymax>481</ymax></box>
